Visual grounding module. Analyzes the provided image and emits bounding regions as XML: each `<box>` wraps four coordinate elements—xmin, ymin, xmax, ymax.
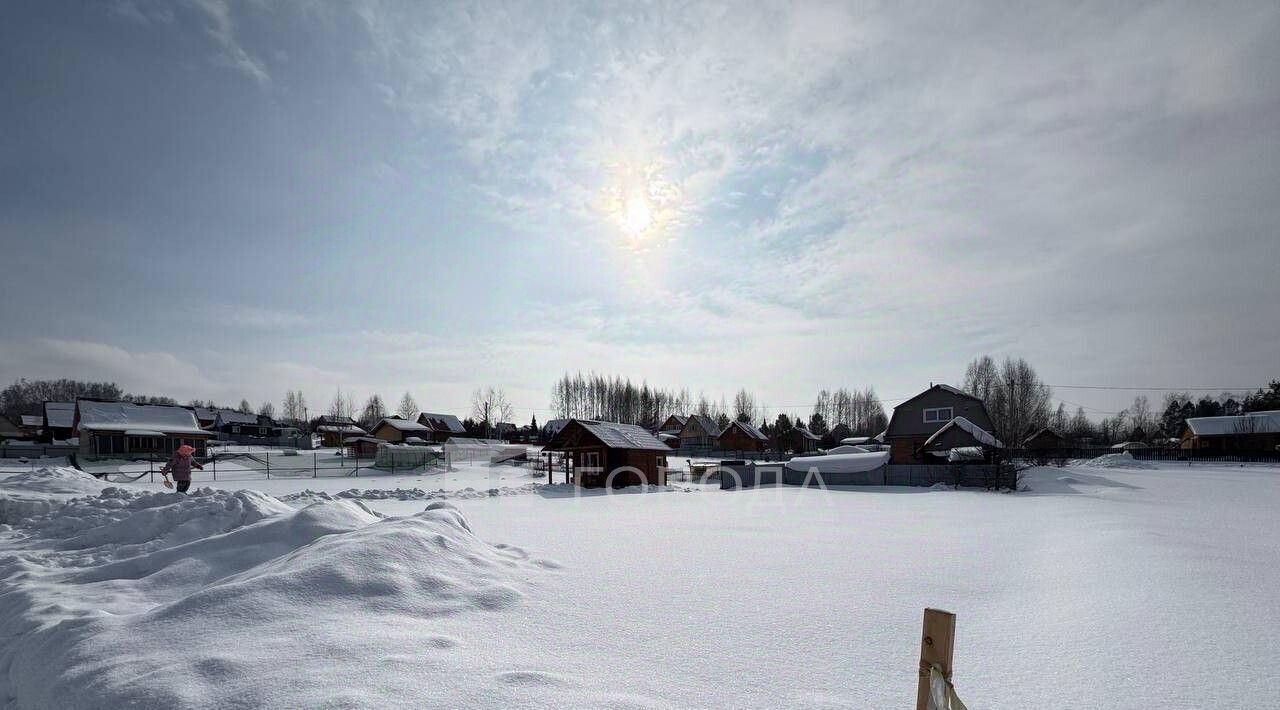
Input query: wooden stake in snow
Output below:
<box><xmin>916</xmin><ymin>608</ymin><xmax>957</xmax><ymax>710</ymax></box>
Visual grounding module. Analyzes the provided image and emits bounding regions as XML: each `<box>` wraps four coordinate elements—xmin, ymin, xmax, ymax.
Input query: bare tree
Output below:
<box><xmin>258</xmin><ymin>401</ymin><xmax>275</xmax><ymax>419</ymax></box>
<box><xmin>397</xmin><ymin>392</ymin><xmax>418</xmax><ymax>420</ymax></box>
<box><xmin>361</xmin><ymin>394</ymin><xmax>387</xmax><ymax>428</ymax></box>
<box><xmin>962</xmin><ymin>355</ymin><xmax>1052</xmax><ymax>444</ymax></box>
<box><xmin>732</xmin><ymin>388</ymin><xmax>756</xmax><ymax>423</ymax></box>
<box><xmin>328</xmin><ymin>387</ymin><xmax>354</xmax><ymax>420</ymax></box>
<box><xmin>238</xmin><ymin>398</ymin><xmax>253</xmax><ymax>414</ymax></box>
<box><xmin>471</xmin><ymin>386</ymin><xmax>514</xmax><ymax>438</ymax></box>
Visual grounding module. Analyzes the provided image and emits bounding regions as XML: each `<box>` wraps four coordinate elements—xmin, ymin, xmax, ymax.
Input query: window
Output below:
<box><xmin>923</xmin><ymin>407</ymin><xmax>953</xmax><ymax>423</ymax></box>
<box><xmin>580</xmin><ymin>451</ymin><xmax>601</xmax><ymax>472</ymax></box>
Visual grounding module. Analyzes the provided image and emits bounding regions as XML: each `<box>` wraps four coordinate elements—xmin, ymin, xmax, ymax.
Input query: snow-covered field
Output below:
<box><xmin>1</xmin><ymin>459</ymin><xmax>1277</xmax><ymax>708</ymax></box>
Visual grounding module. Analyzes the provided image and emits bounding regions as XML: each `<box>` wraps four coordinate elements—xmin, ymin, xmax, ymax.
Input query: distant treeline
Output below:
<box><xmin>0</xmin><ymin>379</ymin><xmax>177</xmax><ymax>420</ymax></box>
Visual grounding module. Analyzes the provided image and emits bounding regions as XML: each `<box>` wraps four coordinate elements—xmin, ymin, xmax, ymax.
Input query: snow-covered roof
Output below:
<box><xmin>215</xmin><ymin>411</ymin><xmax>259</xmax><ymax>426</ymax></box>
<box><xmin>419</xmin><ymin>412</ymin><xmax>466</xmax><ymax>434</ymax></box>
<box><xmin>443</xmin><ymin>437</ymin><xmax>508</xmax><ymax>451</ymax></box>
<box><xmin>124</xmin><ymin>429</ymin><xmax>166</xmax><ymax>437</ymax></box>
<box><xmin>316</xmin><ymin>424</ymin><xmax>366</xmax><ymax>434</ymax></box>
<box><xmin>44</xmin><ymin>402</ymin><xmax>75</xmax><ymax>428</ymax></box>
<box><xmin>76</xmin><ymin>400</ymin><xmax>207</xmax><ymax>436</ymax></box>
<box><xmin>1111</xmin><ymin>441</ymin><xmax>1149</xmax><ymax>450</ymax></box>
<box><xmin>826</xmin><ymin>444</ymin><xmax>870</xmax><ymax>455</ymax></box>
<box><xmin>793</xmin><ymin>427</ymin><xmax>820</xmax><ymax>441</ymax></box>
<box><xmin>1185</xmin><ymin>411</ymin><xmax>1280</xmax><ymax>436</ymax></box>
<box><xmin>375</xmin><ymin>418</ymin><xmax>431</xmax><ymax>433</ymax></box>
<box><xmin>720</xmin><ymin>420</ymin><xmax>768</xmax><ymax>441</ymax></box>
<box><xmin>20</xmin><ymin>415</ymin><xmax>43</xmax><ymax>428</ymax></box>
<box><xmin>921</xmin><ymin>416</ymin><xmax>1003</xmax><ymax>449</ymax></box>
<box><xmin>839</xmin><ymin>436</ymin><xmax>870</xmax><ymax>445</ymax></box>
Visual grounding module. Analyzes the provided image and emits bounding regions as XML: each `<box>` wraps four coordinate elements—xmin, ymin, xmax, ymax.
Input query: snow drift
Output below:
<box><xmin>0</xmin><ymin>466</ymin><xmax>113</xmax><ymax>524</ymax></box>
<box><xmin>783</xmin><ymin>451</ymin><xmax>890</xmax><ymax>485</ymax></box>
<box><xmin>0</xmin><ymin>472</ymin><xmax>551</xmax><ymax>709</ymax></box>
<box><xmin>1084</xmin><ymin>452</ymin><xmax>1159</xmax><ymax>470</ymax></box>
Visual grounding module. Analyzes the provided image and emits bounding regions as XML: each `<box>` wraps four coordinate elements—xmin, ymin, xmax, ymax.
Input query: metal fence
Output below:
<box><xmin>0</xmin><ymin>444</ymin><xmax>78</xmax><ymax>459</ymax></box>
<box><xmin>75</xmin><ymin>448</ymin><xmax>449</xmax><ymax>483</ymax></box>
<box><xmin>1007</xmin><ymin>447</ymin><xmax>1280</xmax><ymax>464</ymax></box>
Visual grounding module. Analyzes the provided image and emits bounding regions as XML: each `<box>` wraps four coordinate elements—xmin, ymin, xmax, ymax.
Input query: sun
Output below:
<box><xmin>622</xmin><ymin>195</ymin><xmax>653</xmax><ymax>236</ymax></box>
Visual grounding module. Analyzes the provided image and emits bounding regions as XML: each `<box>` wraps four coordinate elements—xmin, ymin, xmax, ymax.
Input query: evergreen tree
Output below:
<box><xmin>807</xmin><ymin>411</ymin><xmax>829</xmax><ymax>436</ymax></box>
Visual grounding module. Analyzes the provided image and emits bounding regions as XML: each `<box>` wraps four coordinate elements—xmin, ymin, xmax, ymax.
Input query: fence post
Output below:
<box><xmin>314</xmin><ymin>453</ymin><xmax>318</xmax><ymax>478</ymax></box>
<box><xmin>150</xmin><ymin>455</ymin><xmax>154</xmax><ymax>483</ymax></box>
<box><xmin>266</xmin><ymin>450</ymin><xmax>270</xmax><ymax>479</ymax></box>
<box><xmin>916</xmin><ymin>608</ymin><xmax>956</xmax><ymax>710</ymax></box>
<box><xmin>212</xmin><ymin>452</ymin><xmax>217</xmax><ymax>481</ymax></box>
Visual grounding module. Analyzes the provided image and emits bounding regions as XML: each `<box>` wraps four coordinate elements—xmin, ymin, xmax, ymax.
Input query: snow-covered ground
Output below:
<box><xmin>1</xmin><ymin>459</ymin><xmax>1277</xmax><ymax>708</ymax></box>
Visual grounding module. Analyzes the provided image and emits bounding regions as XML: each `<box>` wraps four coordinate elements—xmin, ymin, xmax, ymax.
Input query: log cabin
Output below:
<box><xmin>544</xmin><ymin>419</ymin><xmax>669</xmax><ymax>488</ymax></box>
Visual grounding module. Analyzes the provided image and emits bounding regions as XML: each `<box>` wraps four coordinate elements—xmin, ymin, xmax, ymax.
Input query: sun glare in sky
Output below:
<box><xmin>600</xmin><ymin>158</ymin><xmax>681</xmax><ymax>247</ymax></box>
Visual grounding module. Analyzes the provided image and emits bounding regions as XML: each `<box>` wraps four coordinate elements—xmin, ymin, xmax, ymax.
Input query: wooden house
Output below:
<box><xmin>314</xmin><ymin>416</ymin><xmax>366</xmax><ymax>447</ymax></box>
<box><xmin>918</xmin><ymin>416</ymin><xmax>1003</xmax><ymax>460</ymax></box>
<box><xmin>657</xmin><ymin>414</ymin><xmax>688</xmax><ymax>435</ymax></box>
<box><xmin>1181</xmin><ymin>411</ymin><xmax>1280</xmax><ymax>452</ymax></box>
<box><xmin>787</xmin><ymin>426</ymin><xmax>821</xmax><ymax>454</ymax></box>
<box><xmin>544</xmin><ymin>419</ymin><xmax>669</xmax><ymax>488</ymax></box>
<box><xmin>18</xmin><ymin>415</ymin><xmax>44</xmax><ymax>439</ymax></box>
<box><xmin>371</xmin><ymin>417</ymin><xmax>433</xmax><ymax>443</ymax></box>
<box><xmin>74</xmin><ymin>399</ymin><xmax>212</xmax><ymax>457</ymax></box>
<box><xmin>677</xmin><ymin>414</ymin><xmax>722</xmax><ymax>449</ymax></box>
<box><xmin>417</xmin><ymin>412</ymin><xmax>468</xmax><ymax>443</ymax></box>
<box><xmin>0</xmin><ymin>415</ymin><xmax>24</xmax><ymax>441</ymax></box>
<box><xmin>825</xmin><ymin>423</ymin><xmax>853</xmax><ymax>447</ymax></box>
<box><xmin>213</xmin><ymin>410</ymin><xmax>275</xmax><ymax>437</ymax></box>
<box><xmin>344</xmin><ymin>436</ymin><xmax>384</xmax><ymax>457</ymax></box>
<box><xmin>717</xmin><ymin>420</ymin><xmax>769</xmax><ymax>452</ymax></box>
<box><xmin>1023</xmin><ymin>427</ymin><xmax>1067</xmax><ymax>451</ymax></box>
<box><xmin>883</xmin><ymin>384</ymin><xmax>996</xmax><ymax>464</ymax></box>
<box><xmin>42</xmin><ymin>401</ymin><xmax>76</xmax><ymax>443</ymax></box>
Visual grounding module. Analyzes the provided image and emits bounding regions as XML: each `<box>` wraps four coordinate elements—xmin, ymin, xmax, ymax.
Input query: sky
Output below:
<box><xmin>1</xmin><ymin>0</ymin><xmax>1278</xmax><ymax>422</ymax></box>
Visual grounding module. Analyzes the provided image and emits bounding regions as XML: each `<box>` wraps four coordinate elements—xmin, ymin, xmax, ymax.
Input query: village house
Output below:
<box><xmin>0</xmin><ymin>416</ymin><xmax>24</xmax><ymax>442</ymax></box>
<box><xmin>824</xmin><ymin>423</ymin><xmax>853</xmax><ymax>447</ymax></box>
<box><xmin>883</xmin><ymin>384</ymin><xmax>998</xmax><ymax>464</ymax></box>
<box><xmin>1181</xmin><ymin>411</ymin><xmax>1280</xmax><ymax>452</ymax></box>
<box><xmin>677</xmin><ymin>414</ymin><xmax>722</xmax><ymax>449</ymax></box>
<box><xmin>371</xmin><ymin>417</ymin><xmax>433</xmax><ymax>444</ymax></box>
<box><xmin>213</xmin><ymin>410</ymin><xmax>275</xmax><ymax>438</ymax></box>
<box><xmin>18</xmin><ymin>415</ymin><xmax>44</xmax><ymax>439</ymax></box>
<box><xmin>1023</xmin><ymin>427</ymin><xmax>1067</xmax><ymax>451</ymax></box>
<box><xmin>543</xmin><ymin>419</ymin><xmax>669</xmax><ymax>488</ymax></box>
<box><xmin>344</xmin><ymin>436</ymin><xmax>384</xmax><ymax>457</ymax></box>
<box><xmin>786</xmin><ymin>426</ymin><xmax>821</xmax><ymax>454</ymax></box>
<box><xmin>74</xmin><ymin>399</ymin><xmax>212</xmax><ymax>458</ymax></box>
<box><xmin>417</xmin><ymin>412</ymin><xmax>468</xmax><ymax>443</ymax></box>
<box><xmin>656</xmin><ymin>414</ymin><xmax>688</xmax><ymax>436</ymax></box>
<box><xmin>918</xmin><ymin>417</ymin><xmax>1004</xmax><ymax>460</ymax></box>
<box><xmin>716</xmin><ymin>420</ymin><xmax>770</xmax><ymax>452</ymax></box>
<box><xmin>41</xmin><ymin>401</ymin><xmax>76</xmax><ymax>443</ymax></box>
<box><xmin>313</xmin><ymin>416</ymin><xmax>366</xmax><ymax>447</ymax></box>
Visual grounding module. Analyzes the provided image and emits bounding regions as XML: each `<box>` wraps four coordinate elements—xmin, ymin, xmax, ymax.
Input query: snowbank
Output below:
<box><xmin>1083</xmin><ymin>452</ymin><xmax>1159</xmax><ymax>470</ymax></box>
<box><xmin>0</xmin><ymin>466</ymin><xmax>111</xmax><ymax>524</ymax></box>
<box><xmin>0</xmin><ymin>481</ymin><xmax>551</xmax><ymax>708</ymax></box>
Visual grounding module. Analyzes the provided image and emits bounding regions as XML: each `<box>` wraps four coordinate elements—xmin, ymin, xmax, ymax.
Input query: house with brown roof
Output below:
<box><xmin>371</xmin><ymin>417</ymin><xmax>433</xmax><ymax>444</ymax></box>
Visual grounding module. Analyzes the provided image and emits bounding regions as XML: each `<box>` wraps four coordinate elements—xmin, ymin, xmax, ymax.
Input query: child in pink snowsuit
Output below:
<box><xmin>161</xmin><ymin>444</ymin><xmax>203</xmax><ymax>493</ymax></box>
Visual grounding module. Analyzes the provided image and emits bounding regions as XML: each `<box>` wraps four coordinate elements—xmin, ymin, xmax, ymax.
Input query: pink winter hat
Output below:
<box><xmin>177</xmin><ymin>444</ymin><xmax>195</xmax><ymax>456</ymax></box>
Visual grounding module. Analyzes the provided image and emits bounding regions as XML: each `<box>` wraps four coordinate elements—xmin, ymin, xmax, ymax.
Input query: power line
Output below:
<box><xmin>1046</xmin><ymin>384</ymin><xmax>1255</xmax><ymax>392</ymax></box>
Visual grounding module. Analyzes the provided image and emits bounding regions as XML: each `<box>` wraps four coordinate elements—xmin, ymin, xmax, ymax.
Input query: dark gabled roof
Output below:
<box><xmin>1022</xmin><ymin>427</ymin><xmax>1066</xmax><ymax>446</ymax></box>
<box><xmin>418</xmin><ymin>412</ymin><xmax>466</xmax><ymax>434</ymax></box>
<box><xmin>545</xmin><ymin>419</ymin><xmax>671</xmax><ymax>452</ymax></box>
<box><xmin>719</xmin><ymin>420</ymin><xmax>768</xmax><ymax>442</ymax></box>
<box><xmin>681</xmin><ymin>414</ymin><xmax>722</xmax><ymax>437</ymax></box>
<box><xmin>893</xmin><ymin>384</ymin><xmax>983</xmax><ymax>409</ymax></box>
<box><xmin>792</xmin><ymin>427</ymin><xmax>820</xmax><ymax>441</ymax></box>
<box><xmin>316</xmin><ymin>415</ymin><xmax>360</xmax><ymax>426</ymax></box>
